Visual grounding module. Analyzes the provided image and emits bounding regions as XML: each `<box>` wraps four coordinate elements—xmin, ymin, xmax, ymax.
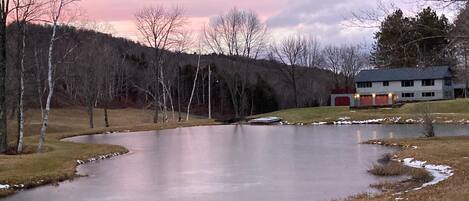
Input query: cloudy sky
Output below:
<box><xmin>78</xmin><ymin>0</ymin><xmax>455</xmax><ymax>46</ymax></box>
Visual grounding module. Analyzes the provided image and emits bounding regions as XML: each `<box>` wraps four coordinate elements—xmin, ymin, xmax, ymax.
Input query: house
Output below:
<box><xmin>352</xmin><ymin>66</ymin><xmax>454</xmax><ymax>107</ymax></box>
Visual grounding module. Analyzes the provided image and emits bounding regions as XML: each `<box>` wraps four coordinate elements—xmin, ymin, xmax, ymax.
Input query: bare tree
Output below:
<box><xmin>37</xmin><ymin>0</ymin><xmax>78</xmax><ymax>153</ymax></box>
<box><xmin>0</xmin><ymin>0</ymin><xmax>9</xmax><ymax>153</ymax></box>
<box><xmin>203</xmin><ymin>8</ymin><xmax>267</xmax><ymax>117</ymax></box>
<box><xmin>271</xmin><ymin>35</ymin><xmax>306</xmax><ymax>107</ymax></box>
<box><xmin>171</xmin><ymin>30</ymin><xmax>192</xmax><ymax>121</ymax></box>
<box><xmin>323</xmin><ymin>45</ymin><xmax>342</xmax><ymax>88</ymax></box>
<box><xmin>340</xmin><ymin>44</ymin><xmax>369</xmax><ymax>87</ymax></box>
<box><xmin>299</xmin><ymin>36</ymin><xmax>323</xmax><ymax>68</ymax></box>
<box><xmin>186</xmin><ymin>54</ymin><xmax>200</xmax><ymax>121</ymax></box>
<box><xmin>135</xmin><ymin>5</ymin><xmax>186</xmax><ymax>124</ymax></box>
<box><xmin>12</xmin><ymin>0</ymin><xmax>44</xmax><ymax>153</ymax></box>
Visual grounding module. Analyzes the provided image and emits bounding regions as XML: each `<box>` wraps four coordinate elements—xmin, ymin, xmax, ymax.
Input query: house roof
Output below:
<box><xmin>355</xmin><ymin>66</ymin><xmax>452</xmax><ymax>83</ymax></box>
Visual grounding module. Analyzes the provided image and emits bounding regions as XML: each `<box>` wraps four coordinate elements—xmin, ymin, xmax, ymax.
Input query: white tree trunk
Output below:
<box><xmin>160</xmin><ymin>67</ymin><xmax>167</xmax><ymax>122</ymax></box>
<box><xmin>187</xmin><ymin>55</ymin><xmax>200</xmax><ymax>121</ymax></box>
<box><xmin>37</xmin><ymin>22</ymin><xmax>57</xmax><ymax>153</ymax></box>
<box><xmin>167</xmin><ymin>84</ymin><xmax>176</xmax><ymax>121</ymax></box>
<box><xmin>16</xmin><ymin>28</ymin><xmax>26</xmax><ymax>153</ymax></box>
<box><xmin>208</xmin><ymin>64</ymin><xmax>212</xmax><ymax>119</ymax></box>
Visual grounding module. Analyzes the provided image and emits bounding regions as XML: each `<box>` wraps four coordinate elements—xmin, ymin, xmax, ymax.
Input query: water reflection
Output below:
<box><xmin>3</xmin><ymin>124</ymin><xmax>469</xmax><ymax>201</ymax></box>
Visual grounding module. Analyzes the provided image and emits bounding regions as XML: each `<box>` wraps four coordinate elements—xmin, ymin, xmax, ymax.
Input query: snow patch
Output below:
<box><xmin>338</xmin><ymin>117</ymin><xmax>351</xmax><ymax>121</ymax></box>
<box><xmin>402</xmin><ymin>158</ymin><xmax>454</xmax><ymax>191</ymax></box>
<box><xmin>76</xmin><ymin>152</ymin><xmax>123</xmax><ymax>165</ymax></box>
<box><xmin>334</xmin><ymin>118</ymin><xmax>385</xmax><ymax>125</ymax></box>
<box><xmin>311</xmin><ymin>122</ymin><xmax>328</xmax><ymax>125</ymax></box>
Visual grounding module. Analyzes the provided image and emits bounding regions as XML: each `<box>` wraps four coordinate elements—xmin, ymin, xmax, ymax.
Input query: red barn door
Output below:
<box><xmin>335</xmin><ymin>97</ymin><xmax>350</xmax><ymax>106</ymax></box>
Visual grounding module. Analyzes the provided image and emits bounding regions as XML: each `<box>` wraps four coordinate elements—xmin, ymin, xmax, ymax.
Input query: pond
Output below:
<box><xmin>4</xmin><ymin>124</ymin><xmax>469</xmax><ymax>201</ymax></box>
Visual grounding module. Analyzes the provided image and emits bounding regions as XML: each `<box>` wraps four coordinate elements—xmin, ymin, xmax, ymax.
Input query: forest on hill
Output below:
<box><xmin>2</xmin><ymin>0</ymin><xmax>465</xmax><ymax>153</ymax></box>
<box><xmin>4</xmin><ymin>23</ymin><xmax>336</xmax><ymax>122</ymax></box>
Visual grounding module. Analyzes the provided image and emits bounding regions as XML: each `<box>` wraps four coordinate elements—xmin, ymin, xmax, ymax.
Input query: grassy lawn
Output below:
<box><xmin>351</xmin><ymin>137</ymin><xmax>469</xmax><ymax>201</ymax></box>
<box><xmin>0</xmin><ymin>107</ymin><xmax>216</xmax><ymax>197</ymax></box>
<box><xmin>255</xmin><ymin>99</ymin><xmax>469</xmax><ymax>124</ymax></box>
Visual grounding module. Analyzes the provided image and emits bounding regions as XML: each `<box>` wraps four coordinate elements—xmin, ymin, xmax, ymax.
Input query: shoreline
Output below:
<box><xmin>1</xmin><ymin>123</ymin><xmax>467</xmax><ymax>201</ymax></box>
<box><xmin>352</xmin><ymin>137</ymin><xmax>469</xmax><ymax>201</ymax></box>
<box><xmin>0</xmin><ymin>120</ymin><xmax>218</xmax><ymax>198</ymax></box>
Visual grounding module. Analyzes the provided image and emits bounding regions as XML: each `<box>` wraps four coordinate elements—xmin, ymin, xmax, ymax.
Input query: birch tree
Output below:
<box><xmin>186</xmin><ymin>55</ymin><xmax>200</xmax><ymax>121</ymax></box>
<box><xmin>134</xmin><ymin>5</ymin><xmax>186</xmax><ymax>123</ymax></box>
<box><xmin>0</xmin><ymin>0</ymin><xmax>9</xmax><ymax>153</ymax></box>
<box><xmin>37</xmin><ymin>0</ymin><xmax>78</xmax><ymax>153</ymax></box>
<box><xmin>12</xmin><ymin>0</ymin><xmax>44</xmax><ymax>153</ymax></box>
<box><xmin>171</xmin><ymin>31</ymin><xmax>192</xmax><ymax>121</ymax></box>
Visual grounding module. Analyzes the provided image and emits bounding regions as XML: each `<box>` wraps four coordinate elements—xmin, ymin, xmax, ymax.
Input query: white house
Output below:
<box><xmin>352</xmin><ymin>66</ymin><xmax>454</xmax><ymax>107</ymax></box>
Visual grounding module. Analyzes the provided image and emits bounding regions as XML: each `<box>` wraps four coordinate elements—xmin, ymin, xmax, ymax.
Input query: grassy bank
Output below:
<box><xmin>254</xmin><ymin>99</ymin><xmax>469</xmax><ymax>124</ymax></box>
<box><xmin>350</xmin><ymin>136</ymin><xmax>469</xmax><ymax>201</ymax></box>
<box><xmin>0</xmin><ymin>107</ymin><xmax>216</xmax><ymax>197</ymax></box>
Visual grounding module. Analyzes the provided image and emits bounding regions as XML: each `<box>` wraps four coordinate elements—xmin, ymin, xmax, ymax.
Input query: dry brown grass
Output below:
<box><xmin>369</xmin><ymin>160</ymin><xmax>432</xmax><ymax>182</ymax></box>
<box><xmin>0</xmin><ymin>107</ymin><xmax>216</xmax><ymax>197</ymax></box>
<box><xmin>353</xmin><ymin>137</ymin><xmax>469</xmax><ymax>201</ymax></box>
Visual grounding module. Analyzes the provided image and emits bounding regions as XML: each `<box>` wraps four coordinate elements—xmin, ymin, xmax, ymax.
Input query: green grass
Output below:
<box><xmin>254</xmin><ymin>99</ymin><xmax>469</xmax><ymax>124</ymax></box>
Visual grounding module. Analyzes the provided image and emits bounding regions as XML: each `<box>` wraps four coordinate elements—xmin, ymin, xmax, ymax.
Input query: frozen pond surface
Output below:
<box><xmin>4</xmin><ymin>124</ymin><xmax>469</xmax><ymax>201</ymax></box>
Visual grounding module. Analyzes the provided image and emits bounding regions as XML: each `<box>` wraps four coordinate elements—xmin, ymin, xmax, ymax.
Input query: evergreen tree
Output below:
<box><xmin>372</xmin><ymin>7</ymin><xmax>452</xmax><ymax>68</ymax></box>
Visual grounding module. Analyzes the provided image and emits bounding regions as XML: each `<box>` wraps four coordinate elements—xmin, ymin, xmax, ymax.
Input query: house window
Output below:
<box><xmin>422</xmin><ymin>92</ymin><xmax>435</xmax><ymax>97</ymax></box>
<box><xmin>422</xmin><ymin>79</ymin><xmax>435</xmax><ymax>86</ymax></box>
<box><xmin>401</xmin><ymin>80</ymin><xmax>414</xmax><ymax>87</ymax></box>
<box><xmin>402</xmin><ymin>93</ymin><xmax>414</xmax><ymax>98</ymax></box>
<box><xmin>357</xmin><ymin>82</ymin><xmax>372</xmax><ymax>88</ymax></box>
<box><xmin>383</xmin><ymin>81</ymin><xmax>389</xmax><ymax>87</ymax></box>
<box><xmin>445</xmin><ymin>78</ymin><xmax>452</xmax><ymax>86</ymax></box>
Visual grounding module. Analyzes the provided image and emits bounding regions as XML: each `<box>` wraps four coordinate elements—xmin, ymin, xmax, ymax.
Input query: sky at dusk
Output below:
<box><xmin>77</xmin><ymin>0</ymin><xmax>456</xmax><ymax>46</ymax></box>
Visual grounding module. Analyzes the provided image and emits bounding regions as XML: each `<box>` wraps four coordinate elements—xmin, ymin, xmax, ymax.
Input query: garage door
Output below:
<box><xmin>335</xmin><ymin>97</ymin><xmax>350</xmax><ymax>106</ymax></box>
<box><xmin>376</xmin><ymin>95</ymin><xmax>388</xmax><ymax>105</ymax></box>
<box><xmin>360</xmin><ymin>95</ymin><xmax>373</xmax><ymax>106</ymax></box>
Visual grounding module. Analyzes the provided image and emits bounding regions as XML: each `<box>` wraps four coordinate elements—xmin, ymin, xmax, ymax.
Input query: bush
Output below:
<box><xmin>369</xmin><ymin>161</ymin><xmax>408</xmax><ymax>176</ymax></box>
<box><xmin>419</xmin><ymin>103</ymin><xmax>435</xmax><ymax>138</ymax></box>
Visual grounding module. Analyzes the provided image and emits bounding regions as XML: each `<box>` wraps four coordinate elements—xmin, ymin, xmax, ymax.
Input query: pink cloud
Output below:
<box><xmin>79</xmin><ymin>0</ymin><xmax>289</xmax><ymax>41</ymax></box>
<box><xmin>80</xmin><ymin>0</ymin><xmax>287</xmax><ymax>20</ymax></box>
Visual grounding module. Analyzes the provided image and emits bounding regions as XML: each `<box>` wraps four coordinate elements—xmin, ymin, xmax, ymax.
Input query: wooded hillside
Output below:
<box><xmin>5</xmin><ymin>23</ymin><xmax>335</xmax><ymax>121</ymax></box>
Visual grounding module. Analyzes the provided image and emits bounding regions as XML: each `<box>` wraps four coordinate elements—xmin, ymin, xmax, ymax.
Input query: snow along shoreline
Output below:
<box><xmin>368</xmin><ymin>140</ymin><xmax>454</xmax><ymax>196</ymax></box>
<box><xmin>278</xmin><ymin>116</ymin><xmax>469</xmax><ymax>126</ymax></box>
<box><xmin>0</xmin><ymin>152</ymin><xmax>125</xmax><ymax>191</ymax></box>
<box><xmin>401</xmin><ymin>158</ymin><xmax>454</xmax><ymax>191</ymax></box>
